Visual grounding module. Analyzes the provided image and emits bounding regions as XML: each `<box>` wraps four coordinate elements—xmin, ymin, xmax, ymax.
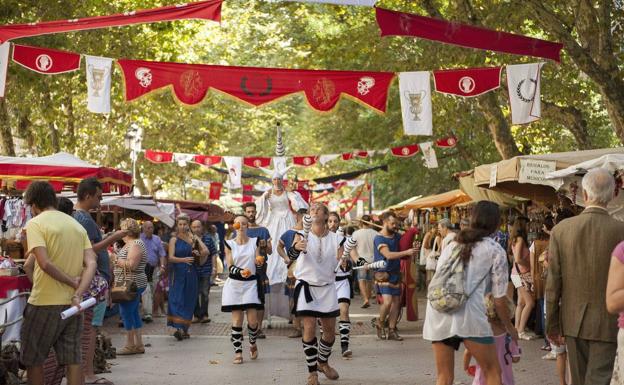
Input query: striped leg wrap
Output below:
<box><xmin>302</xmin><ymin>337</ymin><xmax>318</xmax><ymax>373</ymax></box>
<box><xmin>231</xmin><ymin>326</ymin><xmax>243</xmax><ymax>354</ymax></box>
<box><xmin>318</xmin><ymin>338</ymin><xmax>334</xmax><ymax>364</ymax></box>
<box><xmin>248</xmin><ymin>325</ymin><xmax>259</xmax><ymax>345</ymax></box>
<box><xmin>339</xmin><ymin>321</ymin><xmax>351</xmax><ymax>349</ymax></box>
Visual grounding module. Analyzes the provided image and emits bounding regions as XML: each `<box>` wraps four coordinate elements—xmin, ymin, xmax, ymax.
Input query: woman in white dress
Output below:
<box><xmin>255</xmin><ymin>172</ymin><xmax>308</xmax><ymax>318</ymax></box>
<box><xmin>222</xmin><ymin>215</ymin><xmax>264</xmax><ymax>364</ymax></box>
<box><xmin>423</xmin><ymin>201</ymin><xmax>518</xmax><ymax>385</ymax></box>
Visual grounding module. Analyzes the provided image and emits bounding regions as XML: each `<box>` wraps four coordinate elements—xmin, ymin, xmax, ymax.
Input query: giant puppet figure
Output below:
<box><xmin>255</xmin><ymin>125</ymin><xmax>309</xmax><ymax>318</ymax></box>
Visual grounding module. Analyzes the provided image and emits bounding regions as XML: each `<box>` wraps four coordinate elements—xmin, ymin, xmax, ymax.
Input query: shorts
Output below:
<box><xmin>377</xmin><ymin>272</ymin><xmax>401</xmax><ymax>297</ymax></box>
<box><xmin>21</xmin><ymin>304</ymin><xmax>83</xmax><ymax>367</ymax></box>
<box><xmin>434</xmin><ymin>335</ymin><xmax>495</xmax><ymax>351</ymax></box>
<box><xmin>510</xmin><ymin>274</ymin><xmax>523</xmax><ymax>289</ymax></box>
<box><xmin>356</xmin><ymin>268</ymin><xmax>373</xmax><ymax>281</ymax></box>
<box><xmin>92</xmin><ymin>300</ymin><xmax>107</xmax><ymax>327</ymax></box>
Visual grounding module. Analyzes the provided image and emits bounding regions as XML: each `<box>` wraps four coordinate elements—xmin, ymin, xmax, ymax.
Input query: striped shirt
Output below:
<box><xmin>197</xmin><ymin>234</ymin><xmax>218</xmax><ymax>277</ymax></box>
<box><xmin>114</xmin><ymin>239</ymin><xmax>148</xmax><ymax>289</ymax></box>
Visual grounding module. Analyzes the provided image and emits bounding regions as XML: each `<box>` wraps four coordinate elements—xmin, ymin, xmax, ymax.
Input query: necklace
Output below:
<box><xmin>313</xmin><ymin>229</ymin><xmax>328</xmax><ymax>263</ymax></box>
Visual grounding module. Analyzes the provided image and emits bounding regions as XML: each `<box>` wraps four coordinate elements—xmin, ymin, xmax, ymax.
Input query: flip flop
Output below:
<box><xmin>86</xmin><ymin>378</ymin><xmax>114</xmax><ymax>385</ymax></box>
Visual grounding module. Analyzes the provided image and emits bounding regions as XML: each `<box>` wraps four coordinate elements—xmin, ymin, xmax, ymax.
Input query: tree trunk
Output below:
<box><xmin>65</xmin><ymin>94</ymin><xmax>76</xmax><ymax>152</ymax></box>
<box><xmin>49</xmin><ymin>122</ymin><xmax>60</xmax><ymax>153</ymax></box>
<box><xmin>0</xmin><ymin>99</ymin><xmax>15</xmax><ymax>156</ymax></box>
<box><xmin>542</xmin><ymin>102</ymin><xmax>593</xmax><ymax>150</ymax></box>
<box><xmin>16</xmin><ymin>112</ymin><xmax>35</xmax><ymax>155</ymax></box>
<box><xmin>477</xmin><ymin>93</ymin><xmax>522</xmax><ymax>159</ymax></box>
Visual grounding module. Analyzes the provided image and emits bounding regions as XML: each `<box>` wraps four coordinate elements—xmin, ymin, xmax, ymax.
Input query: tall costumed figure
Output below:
<box><xmin>255</xmin><ymin>124</ymin><xmax>309</xmax><ymax>320</ymax></box>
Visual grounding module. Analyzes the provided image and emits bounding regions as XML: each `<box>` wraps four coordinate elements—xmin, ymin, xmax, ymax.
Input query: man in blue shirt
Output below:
<box><xmin>140</xmin><ymin>221</ymin><xmax>167</xmax><ymax>322</ymax></box>
<box><xmin>241</xmin><ymin>202</ymin><xmax>272</xmax><ymax>338</ymax></box>
<box><xmin>373</xmin><ymin>211</ymin><xmax>418</xmax><ymax>342</ymax></box>
<box><xmin>73</xmin><ymin>177</ymin><xmax>126</xmax><ymax>385</ymax></box>
<box><xmin>192</xmin><ymin>220</ymin><xmax>219</xmax><ymax>323</ymax></box>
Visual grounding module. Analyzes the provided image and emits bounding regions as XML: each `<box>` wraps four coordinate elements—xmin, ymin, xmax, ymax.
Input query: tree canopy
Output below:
<box><xmin>0</xmin><ymin>0</ymin><xmax>621</xmax><ymax>208</ymax></box>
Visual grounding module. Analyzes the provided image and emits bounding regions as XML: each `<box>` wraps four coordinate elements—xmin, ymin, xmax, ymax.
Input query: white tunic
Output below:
<box><xmin>221</xmin><ymin>237</ymin><xmax>261</xmax><ymax>309</ymax></box>
<box><xmin>293</xmin><ymin>231</ymin><xmax>343</xmax><ymax>315</ymax></box>
<box><xmin>423</xmin><ymin>237</ymin><xmax>509</xmax><ymax>341</ymax></box>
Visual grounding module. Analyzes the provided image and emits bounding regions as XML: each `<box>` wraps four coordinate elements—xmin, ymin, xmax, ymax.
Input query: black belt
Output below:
<box><xmin>335</xmin><ymin>275</ymin><xmax>350</xmax><ymax>282</ymax></box>
<box><xmin>228</xmin><ymin>274</ymin><xmax>258</xmax><ymax>281</ymax></box>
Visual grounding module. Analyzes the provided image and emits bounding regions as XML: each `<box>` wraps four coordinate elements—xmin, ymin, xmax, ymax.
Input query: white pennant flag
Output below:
<box><xmin>224</xmin><ymin>156</ymin><xmax>242</xmax><ymax>188</ymax></box>
<box><xmin>0</xmin><ymin>43</ymin><xmax>10</xmax><ymax>97</ymax></box>
<box><xmin>267</xmin><ymin>0</ymin><xmax>376</xmax><ymax>6</ymax></box>
<box><xmin>506</xmin><ymin>63</ymin><xmax>543</xmax><ymax>125</ymax></box>
<box><xmin>399</xmin><ymin>72</ymin><xmax>433</xmax><ymax>136</ymax></box>
<box><xmin>319</xmin><ymin>154</ymin><xmax>340</xmax><ymax>166</ymax></box>
<box><xmin>85</xmin><ymin>55</ymin><xmax>113</xmax><ymax>114</ymax></box>
<box><xmin>420</xmin><ymin>142</ymin><xmax>438</xmax><ymax>169</ymax></box>
<box><xmin>173</xmin><ymin>153</ymin><xmax>194</xmax><ymax>167</ymax></box>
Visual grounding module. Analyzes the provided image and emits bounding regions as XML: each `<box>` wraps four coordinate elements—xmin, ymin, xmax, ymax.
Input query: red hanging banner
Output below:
<box><xmin>436</xmin><ymin>136</ymin><xmax>458</xmax><ymax>148</ymax></box>
<box><xmin>354</xmin><ymin>151</ymin><xmax>372</xmax><ymax>158</ymax></box>
<box><xmin>391</xmin><ymin>144</ymin><xmax>420</xmax><ymax>158</ymax></box>
<box><xmin>341</xmin><ymin>153</ymin><xmax>354</xmax><ymax>161</ymax></box>
<box><xmin>242</xmin><ymin>184</ymin><xmax>254</xmax><ymax>202</ymax></box>
<box><xmin>375</xmin><ymin>7</ymin><xmax>563</xmax><ymax>62</ymax></box>
<box><xmin>144</xmin><ymin>150</ymin><xmax>173</xmax><ymax>163</ymax></box>
<box><xmin>12</xmin><ymin>45</ymin><xmax>81</xmax><ymax>74</ymax></box>
<box><xmin>193</xmin><ymin>155</ymin><xmax>221</xmax><ymax>167</ymax></box>
<box><xmin>293</xmin><ymin>156</ymin><xmax>318</xmax><ymax>167</ymax></box>
<box><xmin>433</xmin><ymin>67</ymin><xmax>502</xmax><ymax>98</ymax></box>
<box><xmin>118</xmin><ymin>59</ymin><xmax>394</xmax><ymax>113</ymax></box>
<box><xmin>208</xmin><ymin>182</ymin><xmax>222</xmax><ymax>200</ymax></box>
<box><xmin>0</xmin><ymin>1</ymin><xmax>222</xmax><ymax>43</ymax></box>
<box><xmin>243</xmin><ymin>157</ymin><xmax>272</xmax><ymax>168</ymax></box>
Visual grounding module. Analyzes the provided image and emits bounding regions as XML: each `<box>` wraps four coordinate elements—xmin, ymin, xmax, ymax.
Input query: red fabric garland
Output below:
<box><xmin>193</xmin><ymin>155</ymin><xmax>222</xmax><ymax>167</ymax></box>
<box><xmin>144</xmin><ymin>150</ymin><xmax>173</xmax><ymax>163</ymax></box>
<box><xmin>0</xmin><ymin>1</ymin><xmax>222</xmax><ymax>43</ymax></box>
<box><xmin>12</xmin><ymin>45</ymin><xmax>81</xmax><ymax>74</ymax></box>
<box><xmin>118</xmin><ymin>59</ymin><xmax>394</xmax><ymax>113</ymax></box>
<box><xmin>243</xmin><ymin>157</ymin><xmax>272</xmax><ymax>168</ymax></box>
<box><xmin>433</xmin><ymin>67</ymin><xmax>502</xmax><ymax>98</ymax></box>
<box><xmin>375</xmin><ymin>7</ymin><xmax>563</xmax><ymax>62</ymax></box>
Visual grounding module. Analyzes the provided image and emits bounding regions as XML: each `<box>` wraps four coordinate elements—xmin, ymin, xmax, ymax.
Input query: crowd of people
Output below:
<box><xmin>17</xmin><ymin>167</ymin><xmax>624</xmax><ymax>385</ymax></box>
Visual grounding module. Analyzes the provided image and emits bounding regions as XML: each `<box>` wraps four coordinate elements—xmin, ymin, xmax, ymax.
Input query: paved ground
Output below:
<box><xmin>97</xmin><ymin>285</ymin><xmax>564</xmax><ymax>385</ymax></box>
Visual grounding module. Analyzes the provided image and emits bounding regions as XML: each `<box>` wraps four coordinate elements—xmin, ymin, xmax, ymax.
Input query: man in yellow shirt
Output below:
<box><xmin>20</xmin><ymin>181</ymin><xmax>97</xmax><ymax>385</ymax></box>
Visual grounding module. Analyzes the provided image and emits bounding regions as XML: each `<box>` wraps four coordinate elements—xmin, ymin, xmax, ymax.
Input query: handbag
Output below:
<box><xmin>111</xmin><ymin>263</ymin><xmax>137</xmax><ymax>303</ymax></box>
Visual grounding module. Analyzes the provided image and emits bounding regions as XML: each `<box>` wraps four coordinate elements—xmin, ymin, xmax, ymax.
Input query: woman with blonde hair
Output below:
<box><xmin>167</xmin><ymin>214</ymin><xmax>209</xmax><ymax>340</ymax></box>
<box><xmin>112</xmin><ymin>218</ymin><xmax>148</xmax><ymax>355</ymax></box>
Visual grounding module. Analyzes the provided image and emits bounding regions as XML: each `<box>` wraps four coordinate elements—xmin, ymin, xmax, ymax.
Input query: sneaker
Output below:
<box><xmin>257</xmin><ymin>330</ymin><xmax>266</xmax><ymax>339</ymax></box>
<box><xmin>341</xmin><ymin>345</ymin><xmax>352</xmax><ymax>358</ymax></box>
<box><xmin>542</xmin><ymin>351</ymin><xmax>557</xmax><ymax>360</ymax></box>
<box><xmin>519</xmin><ymin>331</ymin><xmax>538</xmax><ymax>341</ymax></box>
<box><xmin>288</xmin><ymin>329</ymin><xmax>302</xmax><ymax>338</ymax></box>
<box><xmin>142</xmin><ymin>315</ymin><xmax>153</xmax><ymax>324</ymax></box>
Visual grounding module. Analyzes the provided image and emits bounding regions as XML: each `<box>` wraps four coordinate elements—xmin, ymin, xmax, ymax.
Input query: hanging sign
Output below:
<box><xmin>518</xmin><ymin>159</ymin><xmax>556</xmax><ymax>186</ymax></box>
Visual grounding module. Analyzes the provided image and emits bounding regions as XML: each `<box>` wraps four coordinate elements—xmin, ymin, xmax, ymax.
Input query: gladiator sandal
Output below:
<box><xmin>387</xmin><ymin>328</ymin><xmax>403</xmax><ymax>341</ymax></box>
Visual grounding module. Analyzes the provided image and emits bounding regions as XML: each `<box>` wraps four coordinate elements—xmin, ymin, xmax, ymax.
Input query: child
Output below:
<box><xmin>464</xmin><ymin>294</ymin><xmax>521</xmax><ymax>385</ymax></box>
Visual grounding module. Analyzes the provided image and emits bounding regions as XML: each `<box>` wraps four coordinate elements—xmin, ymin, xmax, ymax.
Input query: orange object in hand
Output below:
<box><xmin>232</xmin><ymin>222</ymin><xmax>241</xmax><ymax>230</ymax></box>
<box><xmin>255</xmin><ymin>255</ymin><xmax>265</xmax><ymax>265</ymax></box>
<box><xmin>241</xmin><ymin>268</ymin><xmax>252</xmax><ymax>278</ymax></box>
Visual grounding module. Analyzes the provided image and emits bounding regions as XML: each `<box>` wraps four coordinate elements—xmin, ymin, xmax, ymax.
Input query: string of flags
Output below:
<box><xmin>0</xmin><ymin>1</ymin><xmax>559</xmax><ymax>133</ymax></box>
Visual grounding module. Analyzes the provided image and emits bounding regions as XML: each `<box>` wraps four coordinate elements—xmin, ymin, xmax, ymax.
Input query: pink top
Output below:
<box><xmin>612</xmin><ymin>242</ymin><xmax>624</xmax><ymax>328</ymax></box>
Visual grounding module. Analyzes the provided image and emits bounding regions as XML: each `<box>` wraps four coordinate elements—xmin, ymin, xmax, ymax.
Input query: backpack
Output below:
<box><xmin>427</xmin><ymin>243</ymin><xmax>490</xmax><ymax>313</ymax></box>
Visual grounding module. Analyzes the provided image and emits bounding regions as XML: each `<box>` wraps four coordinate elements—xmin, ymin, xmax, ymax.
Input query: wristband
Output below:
<box><xmin>287</xmin><ymin>246</ymin><xmax>301</xmax><ymax>261</ymax></box>
<box><xmin>356</xmin><ymin>257</ymin><xmax>367</xmax><ymax>267</ymax></box>
<box><xmin>229</xmin><ymin>265</ymin><xmax>243</xmax><ymax>277</ymax></box>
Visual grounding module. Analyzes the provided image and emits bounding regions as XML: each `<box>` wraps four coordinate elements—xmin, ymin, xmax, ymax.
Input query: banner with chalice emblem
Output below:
<box><xmin>398</xmin><ymin>71</ymin><xmax>432</xmax><ymax>136</ymax></box>
<box><xmin>85</xmin><ymin>55</ymin><xmax>113</xmax><ymax>114</ymax></box>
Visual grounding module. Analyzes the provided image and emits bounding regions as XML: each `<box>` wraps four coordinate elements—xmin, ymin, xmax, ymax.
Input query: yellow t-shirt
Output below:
<box><xmin>26</xmin><ymin>210</ymin><xmax>92</xmax><ymax>306</ymax></box>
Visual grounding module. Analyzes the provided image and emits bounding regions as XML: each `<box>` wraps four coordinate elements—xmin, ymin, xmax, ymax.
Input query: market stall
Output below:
<box><xmin>473</xmin><ymin>147</ymin><xmax>624</xmax><ymax>203</ymax></box>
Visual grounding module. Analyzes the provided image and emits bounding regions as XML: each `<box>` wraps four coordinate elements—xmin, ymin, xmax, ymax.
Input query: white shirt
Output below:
<box><xmin>295</xmin><ymin>231</ymin><xmax>343</xmax><ymax>286</ymax></box>
<box><xmin>226</xmin><ymin>237</ymin><xmax>258</xmax><ymax>275</ymax></box>
<box><xmin>423</xmin><ymin>237</ymin><xmax>509</xmax><ymax>341</ymax></box>
<box><xmin>352</xmin><ymin>228</ymin><xmax>377</xmax><ymax>263</ymax></box>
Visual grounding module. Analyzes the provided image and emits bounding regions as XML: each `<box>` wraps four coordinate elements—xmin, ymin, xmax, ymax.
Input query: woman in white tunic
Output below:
<box><xmin>222</xmin><ymin>215</ymin><xmax>263</xmax><ymax>364</ymax></box>
<box><xmin>289</xmin><ymin>203</ymin><xmax>343</xmax><ymax>385</ymax></box>
<box><xmin>423</xmin><ymin>201</ymin><xmax>518</xmax><ymax>385</ymax></box>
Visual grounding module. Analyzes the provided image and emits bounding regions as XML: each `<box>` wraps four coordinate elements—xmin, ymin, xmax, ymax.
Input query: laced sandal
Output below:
<box><xmin>318</xmin><ymin>363</ymin><xmax>339</xmax><ymax>380</ymax></box>
<box><xmin>307</xmin><ymin>373</ymin><xmax>320</xmax><ymax>385</ymax></box>
<box><xmin>233</xmin><ymin>354</ymin><xmax>243</xmax><ymax>364</ymax></box>
<box><xmin>133</xmin><ymin>345</ymin><xmax>145</xmax><ymax>354</ymax></box>
<box><xmin>387</xmin><ymin>328</ymin><xmax>403</xmax><ymax>341</ymax></box>
<box><xmin>250</xmin><ymin>344</ymin><xmax>258</xmax><ymax>360</ymax></box>
<box><xmin>173</xmin><ymin>329</ymin><xmax>184</xmax><ymax>341</ymax></box>
<box><xmin>375</xmin><ymin>320</ymin><xmax>386</xmax><ymax>340</ymax></box>
<box><xmin>116</xmin><ymin>346</ymin><xmax>136</xmax><ymax>355</ymax></box>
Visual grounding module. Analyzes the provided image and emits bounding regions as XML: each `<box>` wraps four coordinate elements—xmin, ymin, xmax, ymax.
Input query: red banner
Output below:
<box><xmin>118</xmin><ymin>59</ymin><xmax>394</xmax><ymax>113</ymax></box>
<box><xmin>0</xmin><ymin>1</ymin><xmax>222</xmax><ymax>43</ymax></box>
<box><xmin>193</xmin><ymin>155</ymin><xmax>221</xmax><ymax>167</ymax></box>
<box><xmin>293</xmin><ymin>156</ymin><xmax>318</xmax><ymax>167</ymax></box>
<box><xmin>243</xmin><ymin>157</ymin><xmax>272</xmax><ymax>168</ymax></box>
<box><xmin>436</xmin><ymin>136</ymin><xmax>458</xmax><ymax>148</ymax></box>
<box><xmin>433</xmin><ymin>67</ymin><xmax>502</xmax><ymax>98</ymax></box>
<box><xmin>342</xmin><ymin>153</ymin><xmax>354</xmax><ymax>161</ymax></box>
<box><xmin>145</xmin><ymin>150</ymin><xmax>173</xmax><ymax>163</ymax></box>
<box><xmin>242</xmin><ymin>185</ymin><xmax>254</xmax><ymax>202</ymax></box>
<box><xmin>391</xmin><ymin>144</ymin><xmax>420</xmax><ymax>157</ymax></box>
<box><xmin>12</xmin><ymin>45</ymin><xmax>81</xmax><ymax>74</ymax></box>
<box><xmin>375</xmin><ymin>7</ymin><xmax>563</xmax><ymax>62</ymax></box>
<box><xmin>209</xmin><ymin>182</ymin><xmax>222</xmax><ymax>200</ymax></box>
<box><xmin>354</xmin><ymin>151</ymin><xmax>371</xmax><ymax>158</ymax></box>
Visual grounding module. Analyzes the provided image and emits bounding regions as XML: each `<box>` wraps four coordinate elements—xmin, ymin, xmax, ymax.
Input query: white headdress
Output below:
<box><xmin>260</xmin><ymin>123</ymin><xmax>292</xmax><ymax>179</ymax></box>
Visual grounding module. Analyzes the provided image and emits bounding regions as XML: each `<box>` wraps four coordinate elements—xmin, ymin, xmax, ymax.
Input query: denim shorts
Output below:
<box><xmin>91</xmin><ymin>301</ymin><xmax>107</xmax><ymax>327</ymax></box>
<box><xmin>434</xmin><ymin>335</ymin><xmax>495</xmax><ymax>351</ymax></box>
<box><xmin>356</xmin><ymin>268</ymin><xmax>373</xmax><ymax>281</ymax></box>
